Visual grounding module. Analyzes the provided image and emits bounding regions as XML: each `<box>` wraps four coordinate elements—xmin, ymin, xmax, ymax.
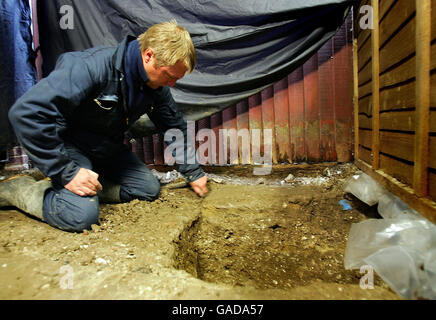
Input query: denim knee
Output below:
<box><xmin>43</xmin><ymin>189</ymin><xmax>99</xmax><ymax>232</ymax></box>
<box><xmin>120</xmin><ymin>175</ymin><xmax>161</xmax><ymax>202</ymax></box>
<box><xmin>145</xmin><ymin>177</ymin><xmax>161</xmax><ymax>200</ymax></box>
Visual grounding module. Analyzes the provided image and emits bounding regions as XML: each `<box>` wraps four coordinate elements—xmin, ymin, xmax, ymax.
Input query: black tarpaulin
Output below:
<box><xmin>37</xmin><ymin>0</ymin><xmax>356</xmax><ymax>137</ymax></box>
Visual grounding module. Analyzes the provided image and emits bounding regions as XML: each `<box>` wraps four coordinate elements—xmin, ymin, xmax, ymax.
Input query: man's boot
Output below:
<box><xmin>0</xmin><ymin>175</ymin><xmax>51</xmax><ymax>220</ymax></box>
<box><xmin>97</xmin><ymin>177</ymin><xmax>121</xmax><ymax>203</ymax></box>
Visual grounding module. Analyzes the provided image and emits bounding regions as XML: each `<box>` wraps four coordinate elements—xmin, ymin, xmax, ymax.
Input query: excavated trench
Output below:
<box><xmin>172</xmin><ymin>165</ymin><xmax>387</xmax><ymax>291</ymax></box>
<box><xmin>0</xmin><ymin>163</ymin><xmax>400</xmax><ymax>299</ymax></box>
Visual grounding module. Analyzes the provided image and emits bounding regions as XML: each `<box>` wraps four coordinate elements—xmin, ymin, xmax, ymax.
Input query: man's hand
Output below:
<box><xmin>65</xmin><ymin>168</ymin><xmax>103</xmax><ymax>197</ymax></box>
<box><xmin>189</xmin><ymin>175</ymin><xmax>208</xmax><ymax>197</ymax></box>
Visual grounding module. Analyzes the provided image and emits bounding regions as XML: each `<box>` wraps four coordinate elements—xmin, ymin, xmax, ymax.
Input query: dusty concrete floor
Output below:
<box><xmin>0</xmin><ymin>163</ymin><xmax>401</xmax><ymax>300</ymax></box>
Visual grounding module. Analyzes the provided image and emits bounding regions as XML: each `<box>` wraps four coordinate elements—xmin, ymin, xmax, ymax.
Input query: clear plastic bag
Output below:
<box><xmin>344</xmin><ymin>218</ymin><xmax>435</xmax><ymax>269</ymax></box>
<box><xmin>344</xmin><ymin>218</ymin><xmax>436</xmax><ymax>299</ymax></box>
<box><xmin>363</xmin><ymin>246</ymin><xmax>422</xmax><ymax>299</ymax></box>
<box><xmin>424</xmin><ymin>249</ymin><xmax>436</xmax><ymax>298</ymax></box>
<box><xmin>343</xmin><ymin>172</ymin><xmax>388</xmax><ymax>206</ymax></box>
<box><xmin>365</xmin><ymin>246</ymin><xmax>436</xmax><ymax>299</ymax></box>
<box><xmin>378</xmin><ymin>193</ymin><xmax>420</xmax><ymax>220</ymax></box>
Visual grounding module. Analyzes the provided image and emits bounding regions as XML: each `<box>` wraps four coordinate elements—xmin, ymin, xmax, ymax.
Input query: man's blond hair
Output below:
<box><xmin>137</xmin><ymin>20</ymin><xmax>196</xmax><ymax>74</ymax></box>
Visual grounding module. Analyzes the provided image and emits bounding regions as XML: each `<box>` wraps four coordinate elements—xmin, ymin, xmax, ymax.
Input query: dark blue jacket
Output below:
<box><xmin>8</xmin><ymin>36</ymin><xmax>204</xmax><ymax>187</ymax></box>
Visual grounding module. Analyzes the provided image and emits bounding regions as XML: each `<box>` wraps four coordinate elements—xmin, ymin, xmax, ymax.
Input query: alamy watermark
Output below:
<box><xmin>59</xmin><ymin>5</ymin><xmax>74</xmax><ymax>30</ymax></box>
<box><xmin>359</xmin><ymin>5</ymin><xmax>374</xmax><ymax>30</ymax></box>
<box><xmin>59</xmin><ymin>265</ymin><xmax>74</xmax><ymax>290</ymax></box>
<box><xmin>58</xmin><ymin>4</ymin><xmax>374</xmax><ymax>32</ymax></box>
<box><xmin>164</xmin><ymin>121</ymin><xmax>273</xmax><ymax>175</ymax></box>
<box><xmin>359</xmin><ymin>265</ymin><xmax>374</xmax><ymax>290</ymax></box>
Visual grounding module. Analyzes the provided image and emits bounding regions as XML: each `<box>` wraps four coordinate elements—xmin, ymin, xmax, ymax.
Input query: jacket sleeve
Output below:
<box><xmin>8</xmin><ymin>53</ymin><xmax>98</xmax><ymax>187</ymax></box>
<box><xmin>147</xmin><ymin>87</ymin><xmax>205</xmax><ymax>183</ymax></box>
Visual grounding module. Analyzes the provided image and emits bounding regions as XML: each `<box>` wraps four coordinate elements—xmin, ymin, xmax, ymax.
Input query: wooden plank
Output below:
<box><xmin>355</xmin><ymin>0</ymin><xmax>371</xmax><ymax>39</ymax></box>
<box><xmin>334</xmin><ymin>23</ymin><xmax>353</xmax><ymax>162</ymax></box>
<box><xmin>261</xmin><ymin>86</ymin><xmax>278</xmax><ymax>164</ymax></box>
<box><xmin>380</xmin><ymin>56</ymin><xmax>415</xmax><ymax>88</ymax></box>
<box><xmin>273</xmin><ymin>78</ymin><xmax>291</xmax><ymax>163</ymax></box>
<box><xmin>432</xmin><ymin>40</ymin><xmax>436</xmax><ymax>116</ymax></box>
<box><xmin>379</xmin><ymin>131</ymin><xmax>414</xmax><ymax>163</ymax></box>
<box><xmin>354</xmin><ymin>38</ymin><xmax>360</xmax><ymax>160</ymax></box>
<box><xmin>430</xmin><ymin>137</ymin><xmax>436</xmax><ymax>169</ymax></box>
<box><xmin>429</xmin><ymin>171</ymin><xmax>436</xmax><ymax>202</ymax></box>
<box><xmin>380</xmin><ymin>81</ymin><xmax>416</xmax><ymax>111</ymax></box>
<box><xmin>414</xmin><ymin>0</ymin><xmax>432</xmax><ymax>196</ymax></box>
<box><xmin>248</xmin><ymin>93</ymin><xmax>263</xmax><ymax>164</ymax></box>
<box><xmin>346</xmin><ymin>12</ymin><xmax>358</xmax><ymax>162</ymax></box>
<box><xmin>379</xmin><ymin>0</ymin><xmax>415</xmax><ymax>48</ymax></box>
<box><xmin>358</xmin><ymin>33</ymin><xmax>372</xmax><ymax>71</ymax></box>
<box><xmin>152</xmin><ymin>133</ymin><xmax>164</xmax><ymax>165</ymax></box>
<box><xmin>359</xmin><ymin>129</ymin><xmax>373</xmax><ymax>149</ymax></box>
<box><xmin>353</xmin><ymin>4</ymin><xmax>361</xmax><ymax>39</ymax></box>
<box><xmin>222</xmin><ymin>105</ymin><xmax>237</xmax><ymax>165</ymax></box>
<box><xmin>303</xmin><ymin>55</ymin><xmax>321</xmax><ymax>162</ymax></box>
<box><xmin>432</xmin><ymin>43</ymin><xmax>436</xmax><ymax>71</ymax></box>
<box><xmin>359</xmin><ymin>114</ymin><xmax>373</xmax><ymax>129</ymax></box>
<box><xmin>210</xmin><ymin>112</ymin><xmax>223</xmax><ymax>164</ymax></box>
<box><xmin>318</xmin><ymin>38</ymin><xmax>337</xmax><ymax>161</ymax></box>
<box><xmin>236</xmin><ymin>99</ymin><xmax>251</xmax><ymax>164</ymax></box>
<box><xmin>288</xmin><ymin>67</ymin><xmax>306</xmax><ymax>162</ymax></box>
<box><xmin>380</xmin><ymin>110</ymin><xmax>415</xmax><ymax>131</ymax></box>
<box><xmin>359</xmin><ymin>95</ymin><xmax>373</xmax><ymax>116</ymax></box>
<box><xmin>142</xmin><ymin>136</ymin><xmax>154</xmax><ymax>164</ymax></box>
<box><xmin>359</xmin><ymin>112</ymin><xmax>436</xmax><ymax>164</ymax></box>
<box><xmin>432</xmin><ymin>111</ymin><xmax>436</xmax><ymax>132</ymax></box>
<box><xmin>359</xmin><ymin>145</ymin><xmax>372</xmax><ymax>165</ymax></box>
<box><xmin>380</xmin><ymin>16</ymin><xmax>416</xmax><ymax>75</ymax></box>
<box><xmin>359</xmin><ymin>59</ymin><xmax>372</xmax><ymax>86</ymax></box>
<box><xmin>359</xmin><ymin>80</ymin><xmax>372</xmax><ymax>99</ymax></box>
<box><xmin>196</xmin><ymin>117</ymin><xmax>212</xmax><ymax>165</ymax></box>
<box><xmin>431</xmin><ymin>72</ymin><xmax>436</xmax><ymax>107</ymax></box>
<box><xmin>131</xmin><ymin>138</ymin><xmax>144</xmax><ymax>163</ymax></box>
<box><xmin>358</xmin><ymin>29</ymin><xmax>371</xmax><ymax>51</ymax></box>
<box><xmin>433</xmin><ymin>0</ymin><xmax>436</xmax><ymax>41</ymax></box>
<box><xmin>355</xmin><ymin>159</ymin><xmax>436</xmax><ymax>224</ymax></box>
<box><xmin>371</xmin><ymin>0</ymin><xmax>380</xmax><ymax>169</ymax></box>
<box><xmin>357</xmin><ymin>0</ymin><xmax>372</xmax><ymax>68</ymax></box>
<box><xmin>380</xmin><ymin>153</ymin><xmax>414</xmax><ymax>186</ymax></box>
<box><xmin>379</xmin><ymin>0</ymin><xmax>396</xmax><ymax>20</ymax></box>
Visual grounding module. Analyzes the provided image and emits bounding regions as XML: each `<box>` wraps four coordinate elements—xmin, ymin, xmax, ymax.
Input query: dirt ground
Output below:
<box><xmin>0</xmin><ymin>163</ymin><xmax>401</xmax><ymax>300</ymax></box>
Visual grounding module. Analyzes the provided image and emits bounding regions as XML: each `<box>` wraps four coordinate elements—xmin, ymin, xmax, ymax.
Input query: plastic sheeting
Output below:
<box><xmin>0</xmin><ymin>0</ymin><xmax>37</xmax><ymax>152</ymax></box>
<box><xmin>343</xmin><ymin>172</ymin><xmax>436</xmax><ymax>299</ymax></box>
<box><xmin>37</xmin><ymin>0</ymin><xmax>356</xmax><ymax>136</ymax></box>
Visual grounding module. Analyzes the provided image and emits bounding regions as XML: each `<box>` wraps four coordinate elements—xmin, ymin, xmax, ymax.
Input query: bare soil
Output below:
<box><xmin>0</xmin><ymin>163</ymin><xmax>400</xmax><ymax>299</ymax></box>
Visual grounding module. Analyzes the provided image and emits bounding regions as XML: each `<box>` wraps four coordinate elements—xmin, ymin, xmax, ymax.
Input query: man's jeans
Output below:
<box><xmin>42</xmin><ymin>143</ymin><xmax>160</xmax><ymax>232</ymax></box>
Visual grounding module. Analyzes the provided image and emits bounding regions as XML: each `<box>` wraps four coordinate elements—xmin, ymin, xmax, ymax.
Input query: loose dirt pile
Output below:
<box><xmin>0</xmin><ymin>163</ymin><xmax>400</xmax><ymax>299</ymax></box>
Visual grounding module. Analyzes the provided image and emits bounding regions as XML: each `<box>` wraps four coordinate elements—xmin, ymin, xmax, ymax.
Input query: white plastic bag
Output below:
<box><xmin>344</xmin><ymin>218</ymin><xmax>436</xmax><ymax>270</ymax></box>
<box><xmin>364</xmin><ymin>246</ymin><xmax>422</xmax><ymax>299</ymax></box>
<box><xmin>343</xmin><ymin>172</ymin><xmax>388</xmax><ymax>206</ymax></box>
<box><xmin>424</xmin><ymin>249</ymin><xmax>436</xmax><ymax>298</ymax></box>
<box><xmin>365</xmin><ymin>246</ymin><xmax>436</xmax><ymax>299</ymax></box>
<box><xmin>378</xmin><ymin>193</ymin><xmax>420</xmax><ymax>220</ymax></box>
<box><xmin>344</xmin><ymin>217</ymin><xmax>436</xmax><ymax>299</ymax></box>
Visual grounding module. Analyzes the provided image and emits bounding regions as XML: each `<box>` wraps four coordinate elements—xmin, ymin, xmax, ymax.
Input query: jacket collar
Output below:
<box><xmin>124</xmin><ymin>39</ymin><xmax>150</xmax><ymax>86</ymax></box>
<box><xmin>112</xmin><ymin>35</ymin><xmax>136</xmax><ymax>119</ymax></box>
<box><xmin>112</xmin><ymin>35</ymin><xmax>137</xmax><ymax>73</ymax></box>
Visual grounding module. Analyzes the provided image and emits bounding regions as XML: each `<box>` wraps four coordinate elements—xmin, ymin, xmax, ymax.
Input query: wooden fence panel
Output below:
<box><xmin>354</xmin><ymin>0</ymin><xmax>436</xmax><ymax>222</ymax></box>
